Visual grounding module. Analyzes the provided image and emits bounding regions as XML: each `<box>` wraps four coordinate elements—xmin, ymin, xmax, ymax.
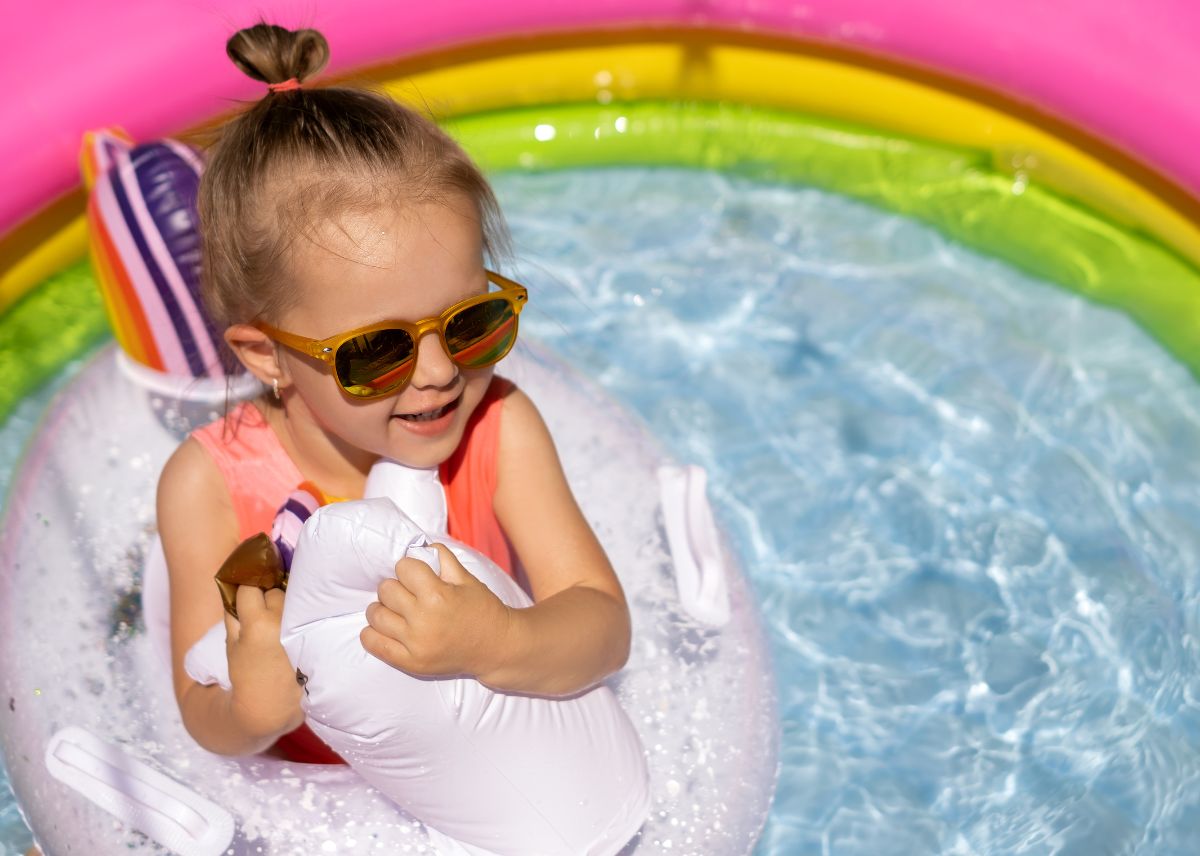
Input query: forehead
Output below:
<box><xmin>281</xmin><ymin>196</ymin><xmax>486</xmax><ymax>330</ymax></box>
<box><xmin>291</xmin><ymin>192</ymin><xmax>483</xmax><ymax>268</ymax></box>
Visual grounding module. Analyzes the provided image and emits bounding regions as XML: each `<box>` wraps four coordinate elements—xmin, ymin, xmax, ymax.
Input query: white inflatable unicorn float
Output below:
<box><xmin>184</xmin><ymin>458</ymin><xmax>650</xmax><ymax>855</ymax></box>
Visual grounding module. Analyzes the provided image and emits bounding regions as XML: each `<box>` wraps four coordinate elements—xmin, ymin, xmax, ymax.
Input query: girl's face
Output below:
<box><xmin>273</xmin><ymin>196</ymin><xmax>496</xmax><ymax>470</ymax></box>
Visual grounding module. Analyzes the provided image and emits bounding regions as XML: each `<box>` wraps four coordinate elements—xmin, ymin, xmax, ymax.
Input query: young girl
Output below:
<box><xmin>156</xmin><ymin>22</ymin><xmax>632</xmax><ymax>769</ymax></box>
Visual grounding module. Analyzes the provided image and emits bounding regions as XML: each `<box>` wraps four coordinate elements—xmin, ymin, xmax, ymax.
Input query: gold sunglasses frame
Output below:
<box><xmin>255</xmin><ymin>270</ymin><xmax>528</xmax><ymax>398</ymax></box>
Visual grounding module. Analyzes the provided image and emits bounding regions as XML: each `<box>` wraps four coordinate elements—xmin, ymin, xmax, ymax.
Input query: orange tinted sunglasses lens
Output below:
<box><xmin>335</xmin><ymin>328</ymin><xmax>417</xmax><ymax>397</ymax></box>
<box><xmin>444</xmin><ymin>297</ymin><xmax>519</xmax><ymax>368</ymax></box>
<box><xmin>334</xmin><ymin>294</ymin><xmax>521</xmax><ymax>397</ymax></box>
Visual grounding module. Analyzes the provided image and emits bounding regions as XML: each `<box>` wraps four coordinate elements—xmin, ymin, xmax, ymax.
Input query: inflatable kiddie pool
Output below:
<box><xmin>4</xmin><ymin>2</ymin><xmax>1200</xmax><ymax>855</ymax></box>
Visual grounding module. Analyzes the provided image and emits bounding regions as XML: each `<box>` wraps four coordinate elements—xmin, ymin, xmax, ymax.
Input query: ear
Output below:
<box><xmin>224</xmin><ymin>324</ymin><xmax>290</xmax><ymax>388</ymax></box>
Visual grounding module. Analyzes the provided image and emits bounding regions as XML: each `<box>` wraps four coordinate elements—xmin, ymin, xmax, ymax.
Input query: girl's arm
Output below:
<box><xmin>483</xmin><ymin>387</ymin><xmax>632</xmax><ymax>694</ymax></box>
<box><xmin>157</xmin><ymin>439</ymin><xmax>304</xmax><ymax>755</ymax></box>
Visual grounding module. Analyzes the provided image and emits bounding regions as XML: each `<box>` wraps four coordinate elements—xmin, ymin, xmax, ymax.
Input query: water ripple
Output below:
<box><xmin>496</xmin><ymin>168</ymin><xmax>1200</xmax><ymax>855</ymax></box>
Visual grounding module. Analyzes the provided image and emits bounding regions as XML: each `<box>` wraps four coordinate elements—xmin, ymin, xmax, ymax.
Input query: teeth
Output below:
<box><xmin>402</xmin><ymin>404</ymin><xmax>446</xmax><ymax>422</ymax></box>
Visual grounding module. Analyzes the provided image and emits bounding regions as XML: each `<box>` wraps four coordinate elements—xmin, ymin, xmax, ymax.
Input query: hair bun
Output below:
<box><xmin>226</xmin><ymin>23</ymin><xmax>330</xmax><ymax>86</ymax></box>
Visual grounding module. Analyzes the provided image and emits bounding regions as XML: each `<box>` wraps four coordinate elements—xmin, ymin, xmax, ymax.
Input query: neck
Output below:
<box><xmin>257</xmin><ymin>396</ymin><xmax>377</xmax><ymax>500</ymax></box>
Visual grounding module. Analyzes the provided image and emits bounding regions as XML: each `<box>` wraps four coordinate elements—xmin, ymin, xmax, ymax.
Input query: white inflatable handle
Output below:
<box><xmin>44</xmin><ymin>726</ymin><xmax>234</xmax><ymax>856</ymax></box>
<box><xmin>657</xmin><ymin>464</ymin><xmax>731</xmax><ymax>626</ymax></box>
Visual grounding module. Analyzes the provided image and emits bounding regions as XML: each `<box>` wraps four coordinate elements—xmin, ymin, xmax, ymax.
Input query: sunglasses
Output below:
<box><xmin>256</xmin><ymin>270</ymin><xmax>528</xmax><ymax>399</ymax></box>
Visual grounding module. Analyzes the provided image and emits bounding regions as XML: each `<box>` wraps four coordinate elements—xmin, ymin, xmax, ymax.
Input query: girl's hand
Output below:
<box><xmin>224</xmin><ymin>585</ymin><xmax>304</xmax><ymax>739</ymax></box>
<box><xmin>361</xmin><ymin>543</ymin><xmax>512</xmax><ymax>678</ymax></box>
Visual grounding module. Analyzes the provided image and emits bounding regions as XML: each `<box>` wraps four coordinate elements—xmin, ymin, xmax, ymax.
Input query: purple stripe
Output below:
<box><xmin>110</xmin><ymin>162</ymin><xmax>206</xmax><ymax>377</ymax></box>
<box><xmin>98</xmin><ymin>137</ymin><xmax>124</xmax><ymax>174</ymax></box>
<box><xmin>275</xmin><ymin>538</ymin><xmax>296</xmax><ymax>573</ymax></box>
<box><xmin>135</xmin><ymin>146</ymin><xmax>205</xmax><ymax>306</ymax></box>
<box><xmin>94</xmin><ymin>178</ymin><xmax>189</xmax><ymax>370</ymax></box>
<box><xmin>163</xmin><ymin>138</ymin><xmax>204</xmax><ymax>175</ymax></box>
<box><xmin>130</xmin><ymin>144</ymin><xmax>221</xmax><ymax>376</ymax></box>
<box><xmin>282</xmin><ymin>496</ymin><xmax>316</xmax><ymax>524</ymax></box>
<box><xmin>272</xmin><ymin>492</ymin><xmax>321</xmax><ymax>572</ymax></box>
<box><xmin>89</xmin><ymin>131</ymin><xmax>130</xmax><ymax>178</ymax></box>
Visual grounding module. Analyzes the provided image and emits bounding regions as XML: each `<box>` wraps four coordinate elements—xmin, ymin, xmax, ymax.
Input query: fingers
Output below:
<box><xmin>233</xmin><ymin>585</ymin><xmax>284</xmax><ymax>644</ymax></box>
<box><xmin>222</xmin><ymin>609</ymin><xmax>240</xmax><ymax>645</ymax></box>
<box><xmin>392</xmin><ymin>555</ymin><xmax>442</xmax><ymax>596</ymax></box>
<box><xmin>365</xmin><ymin>599</ymin><xmax>408</xmax><ymax>640</ymax></box>
<box><xmin>263</xmin><ymin>587</ymin><xmax>286</xmax><ymax>614</ymax></box>
<box><xmin>235</xmin><ymin>583</ymin><xmax>267</xmax><ymax>622</ymax></box>
<box><xmin>377</xmin><ymin>576</ymin><xmax>418</xmax><ymax>614</ymax></box>
<box><xmin>360</xmin><ymin>625</ymin><xmax>415</xmax><ymax>671</ymax></box>
<box><xmin>430</xmin><ymin>543</ymin><xmax>469</xmax><ymax>584</ymax></box>
<box><xmin>234</xmin><ymin>583</ymin><xmax>285</xmax><ymax>617</ymax></box>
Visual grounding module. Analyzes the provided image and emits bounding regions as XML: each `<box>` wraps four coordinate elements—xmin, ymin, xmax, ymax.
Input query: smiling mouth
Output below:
<box><xmin>395</xmin><ymin>395</ymin><xmax>461</xmax><ymax>423</ymax></box>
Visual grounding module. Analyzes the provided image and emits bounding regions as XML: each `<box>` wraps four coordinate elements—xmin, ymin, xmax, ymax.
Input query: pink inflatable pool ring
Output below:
<box><xmin>3</xmin><ymin>1</ymin><xmax>1199</xmax><ymax>235</ymax></box>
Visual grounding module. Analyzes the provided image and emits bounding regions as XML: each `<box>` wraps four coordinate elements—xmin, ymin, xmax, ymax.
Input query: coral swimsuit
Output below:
<box><xmin>190</xmin><ymin>377</ymin><xmax>515</xmax><ymax>764</ymax></box>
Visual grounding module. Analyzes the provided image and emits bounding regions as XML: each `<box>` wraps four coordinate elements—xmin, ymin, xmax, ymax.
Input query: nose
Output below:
<box><xmin>409</xmin><ymin>331</ymin><xmax>459</xmax><ymax>390</ymax></box>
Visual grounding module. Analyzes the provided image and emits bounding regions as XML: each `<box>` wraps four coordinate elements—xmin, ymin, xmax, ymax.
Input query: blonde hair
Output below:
<box><xmin>198</xmin><ymin>23</ymin><xmax>509</xmax><ymax>328</ymax></box>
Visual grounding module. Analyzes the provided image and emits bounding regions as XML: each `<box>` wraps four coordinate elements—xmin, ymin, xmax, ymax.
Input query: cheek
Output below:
<box><xmin>285</xmin><ymin>356</ymin><xmax>382</xmax><ymax>432</ymax></box>
<box><xmin>307</xmin><ymin>392</ymin><xmax>397</xmax><ymax>452</ymax></box>
<box><xmin>287</xmin><ymin>358</ymin><xmax>340</xmax><ymax>409</ymax></box>
<box><xmin>280</xmin><ymin>349</ymin><xmax>330</xmax><ymax>387</ymax></box>
<box><xmin>457</xmin><ymin>368</ymin><xmax>496</xmax><ymax>417</ymax></box>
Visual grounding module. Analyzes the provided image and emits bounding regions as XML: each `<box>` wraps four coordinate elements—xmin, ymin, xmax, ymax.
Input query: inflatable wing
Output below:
<box><xmin>265</xmin><ymin>460</ymin><xmax>646</xmax><ymax>856</ymax></box>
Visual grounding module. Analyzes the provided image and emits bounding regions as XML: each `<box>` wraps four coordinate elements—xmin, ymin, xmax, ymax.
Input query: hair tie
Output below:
<box><xmin>268</xmin><ymin>78</ymin><xmax>302</xmax><ymax>94</ymax></box>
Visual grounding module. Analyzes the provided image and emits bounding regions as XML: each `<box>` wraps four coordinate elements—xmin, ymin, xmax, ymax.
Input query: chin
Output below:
<box><xmin>382</xmin><ymin>371</ymin><xmax>491</xmax><ymax>468</ymax></box>
<box><xmin>383</xmin><ymin>416</ymin><xmax>467</xmax><ymax>470</ymax></box>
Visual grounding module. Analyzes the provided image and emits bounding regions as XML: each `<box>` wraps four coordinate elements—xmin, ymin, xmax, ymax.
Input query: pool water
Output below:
<box><xmin>5</xmin><ymin>167</ymin><xmax>1200</xmax><ymax>854</ymax></box>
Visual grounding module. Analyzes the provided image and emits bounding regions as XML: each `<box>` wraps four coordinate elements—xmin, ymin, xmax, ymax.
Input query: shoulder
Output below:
<box><xmin>490</xmin><ymin>380</ymin><xmax>622</xmax><ymax>603</ymax></box>
<box><xmin>493</xmin><ymin>383</ymin><xmax>572</xmax><ymax>510</ymax></box>
<box><xmin>157</xmin><ymin>436</ymin><xmax>234</xmax><ymax>538</ymax></box>
<box><xmin>158</xmin><ymin>435</ymin><xmax>222</xmax><ymax>498</ymax></box>
<box><xmin>495</xmin><ymin>382</ymin><xmax>556</xmax><ymax>460</ymax></box>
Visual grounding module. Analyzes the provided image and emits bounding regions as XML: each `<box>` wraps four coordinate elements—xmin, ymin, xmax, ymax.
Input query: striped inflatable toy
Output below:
<box><xmin>271</xmin><ymin>483</ymin><xmax>326</xmax><ymax>573</ymax></box>
<box><xmin>81</xmin><ymin>129</ymin><xmax>236</xmax><ymax>382</ymax></box>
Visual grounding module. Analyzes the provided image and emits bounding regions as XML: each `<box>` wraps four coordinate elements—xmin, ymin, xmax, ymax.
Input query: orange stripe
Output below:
<box><xmin>364</xmin><ymin>357</ymin><xmax>415</xmax><ymax>390</ymax></box>
<box><xmin>80</xmin><ymin>131</ymin><xmax>100</xmax><ymax>190</ymax></box>
<box><xmin>86</xmin><ymin>222</ymin><xmax>135</xmax><ymax>354</ymax></box>
<box><xmin>80</xmin><ymin>137</ymin><xmax>100</xmax><ymax>191</ymax></box>
<box><xmin>88</xmin><ymin>231</ymin><xmax>143</xmax><ymax>363</ymax></box>
<box><xmin>80</xmin><ymin>128</ymin><xmax>134</xmax><ymax>191</ymax></box>
<box><xmin>88</xmin><ymin>199</ymin><xmax>163</xmax><ymax>370</ymax></box>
